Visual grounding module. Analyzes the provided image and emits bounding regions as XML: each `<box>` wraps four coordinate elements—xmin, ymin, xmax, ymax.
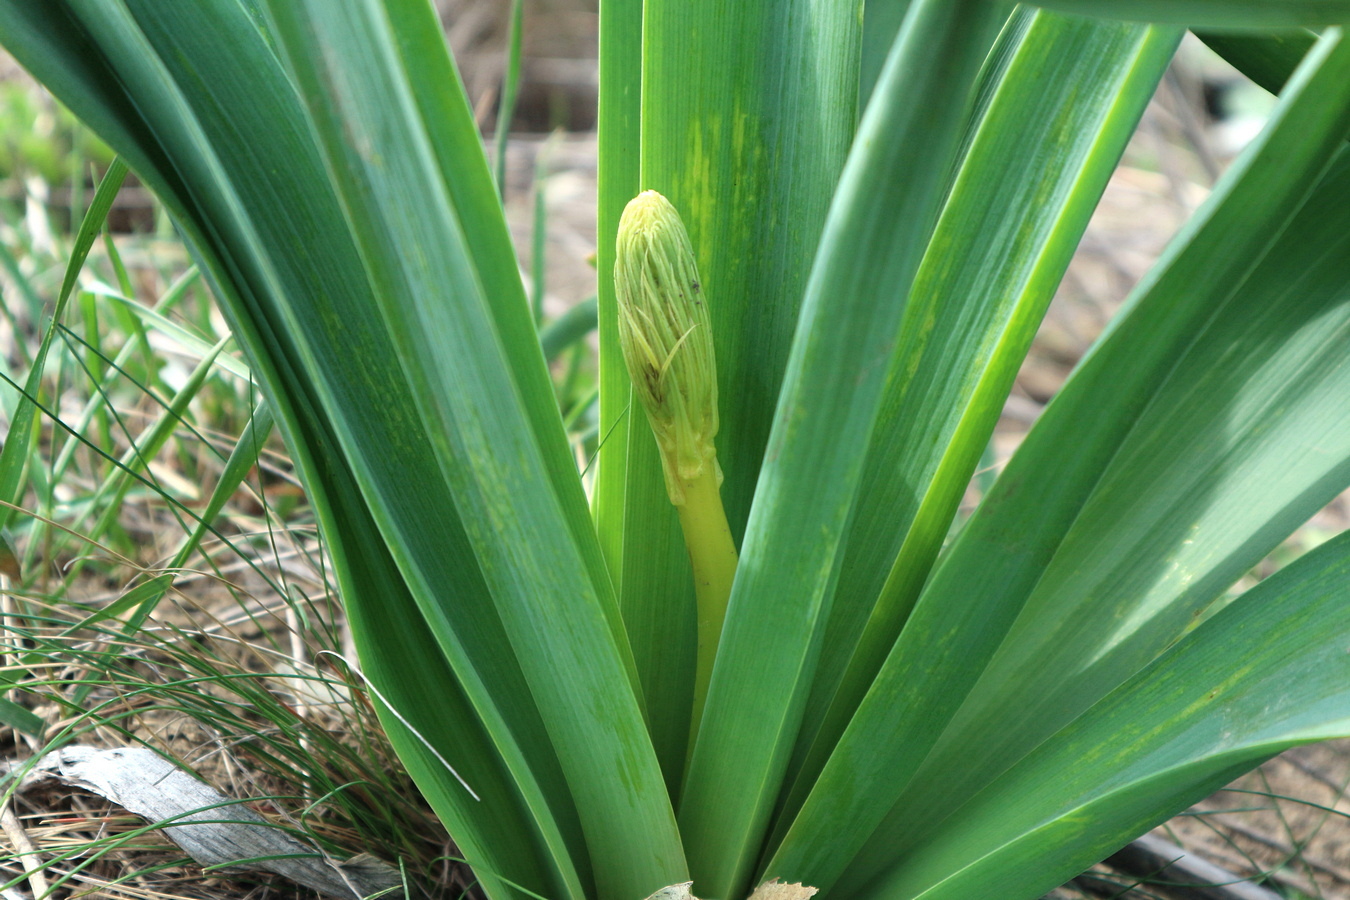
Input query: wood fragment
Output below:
<box><xmin>8</xmin><ymin>746</ymin><xmax>401</xmax><ymax>900</ymax></box>
<box><xmin>0</xmin><ymin>798</ymin><xmax>48</xmax><ymax>900</ymax></box>
<box><xmin>1106</xmin><ymin>833</ymin><xmax>1282</xmax><ymax>900</ymax></box>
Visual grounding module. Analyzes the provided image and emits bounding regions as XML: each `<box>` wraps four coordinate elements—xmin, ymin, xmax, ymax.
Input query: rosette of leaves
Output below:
<box><xmin>3</xmin><ymin>3</ymin><xmax>1350</xmax><ymax>900</ymax></box>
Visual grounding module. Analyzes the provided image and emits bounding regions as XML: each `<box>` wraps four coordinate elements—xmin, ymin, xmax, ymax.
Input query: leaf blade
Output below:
<box><xmin>0</xmin><ymin>3</ymin><xmax>591</xmax><ymax>897</ymax></box>
<box><xmin>1038</xmin><ymin>0</ymin><xmax>1350</xmax><ymax>26</ymax></box>
<box><xmin>800</xmin><ymin>26</ymin><xmax>1350</xmax><ymax>897</ymax></box>
<box><xmin>772</xmin><ymin>11</ymin><xmax>1182</xmax><ymax>848</ymax></box>
<box><xmin>261</xmin><ymin>3</ymin><xmax>687</xmax><ymax>898</ymax></box>
<box><xmin>866</xmin><ymin>529</ymin><xmax>1350</xmax><ymax>900</ymax></box>
<box><xmin>0</xmin><ymin>157</ymin><xmax>127</xmax><ymax>529</ymax></box>
<box><xmin>676</xmin><ymin>5</ymin><xmax>1008</xmax><ymax>897</ymax></box>
<box><xmin>615</xmin><ymin>0</ymin><xmax>866</xmax><ymax>792</ymax></box>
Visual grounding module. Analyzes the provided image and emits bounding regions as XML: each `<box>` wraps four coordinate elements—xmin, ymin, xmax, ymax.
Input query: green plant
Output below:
<box><xmin>3</xmin><ymin>3</ymin><xmax>1350</xmax><ymax>900</ymax></box>
<box><xmin>0</xmin><ymin>149</ymin><xmax>452</xmax><ymax>893</ymax></box>
<box><xmin>0</xmin><ymin>81</ymin><xmax>112</xmax><ymax>189</ymax></box>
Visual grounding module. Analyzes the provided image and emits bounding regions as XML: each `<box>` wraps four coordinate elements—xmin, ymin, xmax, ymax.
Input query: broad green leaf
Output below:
<box><xmin>860</xmin><ymin>0</ymin><xmax>914</xmax><ymax>108</ymax></box>
<box><xmin>15</xmin><ymin>6</ymin><xmax>1350</xmax><ymax>900</ymax></box>
<box><xmin>593</xmin><ymin>0</ymin><xmax>642</xmax><ymax>597</ymax></box>
<box><xmin>0</xmin><ymin>696</ymin><xmax>44</xmax><ymax>737</ymax></box>
<box><xmin>862</xmin><ymin>529</ymin><xmax>1350</xmax><ymax>900</ymax></box>
<box><xmin>1197</xmin><ymin>29</ymin><xmax>1317</xmax><ymax>93</ymax></box>
<box><xmin>772</xmin><ymin>11</ymin><xmax>1181</xmax><ymax>842</ymax></box>
<box><xmin>363</xmin><ymin>10</ymin><xmax>632</xmax><ymax>763</ymax></box>
<box><xmin>676</xmin><ymin>4</ymin><xmax>1008</xmax><ymax>898</ymax></box>
<box><xmin>261</xmin><ymin>4</ymin><xmax>685</xmax><ymax>900</ymax></box>
<box><xmin>0</xmin><ymin>4</ymin><xmax>588</xmax><ymax>899</ymax></box>
<box><xmin>615</xmin><ymin>422</ymin><xmax>698</xmax><ymax>794</ymax></box>
<box><xmin>640</xmin><ymin>0</ymin><xmax>861</xmax><ymax>547</ymax></box>
<box><xmin>1038</xmin><ymin>0</ymin><xmax>1350</xmax><ymax>26</ymax></box>
<box><xmin>129</xmin><ymin>5</ymin><xmax>590</xmax><ymax>897</ymax></box>
<box><xmin>799</xmin><ymin>28</ymin><xmax>1350</xmax><ymax>898</ymax></box>
<box><xmin>376</xmin><ymin>0</ymin><xmax>619</xmax><ymax>622</ymax></box>
<box><xmin>316</xmin><ymin>453</ymin><xmax>576</xmax><ymax>900</ymax></box>
<box><xmin>855</xmin><ymin>139</ymin><xmax>1350</xmax><ymax>889</ymax></box>
<box><xmin>601</xmin><ymin>0</ymin><xmax>700</xmax><ymax>789</ymax></box>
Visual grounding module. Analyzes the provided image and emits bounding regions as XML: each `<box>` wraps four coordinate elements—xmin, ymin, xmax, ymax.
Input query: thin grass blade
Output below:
<box><xmin>91</xmin><ymin>281</ymin><xmax>252</xmax><ymax>381</ymax></box>
<box><xmin>492</xmin><ymin>0</ymin><xmax>524</xmax><ymax>198</ymax></box>
<box><xmin>0</xmin><ymin>157</ymin><xmax>126</xmax><ymax>530</ymax></box>
<box><xmin>77</xmin><ymin>335</ymin><xmax>225</xmax><ymax>550</ymax></box>
<box><xmin>540</xmin><ymin>296</ymin><xmax>598</xmax><ymax>363</ymax></box>
<box><xmin>123</xmin><ymin>398</ymin><xmax>275</xmax><ymax>630</ymax></box>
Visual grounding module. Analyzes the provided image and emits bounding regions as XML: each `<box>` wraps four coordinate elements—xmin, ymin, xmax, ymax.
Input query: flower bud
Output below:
<box><xmin>614</xmin><ymin>190</ymin><xmax>720</xmax><ymax>504</ymax></box>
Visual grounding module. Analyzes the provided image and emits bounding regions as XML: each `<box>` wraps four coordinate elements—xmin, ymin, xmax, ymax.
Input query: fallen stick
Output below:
<box><xmin>1105</xmin><ymin>833</ymin><xmax>1283</xmax><ymax>900</ymax></box>
<box><xmin>6</xmin><ymin>746</ymin><xmax>401</xmax><ymax>900</ymax></box>
<box><xmin>0</xmin><ymin>798</ymin><xmax>48</xmax><ymax>900</ymax></box>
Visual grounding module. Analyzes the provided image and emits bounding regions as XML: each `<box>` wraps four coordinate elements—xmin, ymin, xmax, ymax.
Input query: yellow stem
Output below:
<box><xmin>675</xmin><ymin>464</ymin><xmax>738</xmax><ymax>759</ymax></box>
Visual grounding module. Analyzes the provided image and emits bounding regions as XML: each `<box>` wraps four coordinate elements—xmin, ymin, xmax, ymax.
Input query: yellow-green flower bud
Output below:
<box><xmin>615</xmin><ymin>190</ymin><xmax>721</xmax><ymax>505</ymax></box>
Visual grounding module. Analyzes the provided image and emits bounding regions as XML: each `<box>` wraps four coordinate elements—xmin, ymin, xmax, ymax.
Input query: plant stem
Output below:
<box><xmin>676</xmin><ymin>464</ymin><xmax>738</xmax><ymax>755</ymax></box>
<box><xmin>492</xmin><ymin>0</ymin><xmax>524</xmax><ymax>200</ymax></box>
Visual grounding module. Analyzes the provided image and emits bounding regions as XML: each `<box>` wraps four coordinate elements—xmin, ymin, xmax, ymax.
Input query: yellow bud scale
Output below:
<box><xmin>614</xmin><ymin>190</ymin><xmax>721</xmax><ymax>505</ymax></box>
